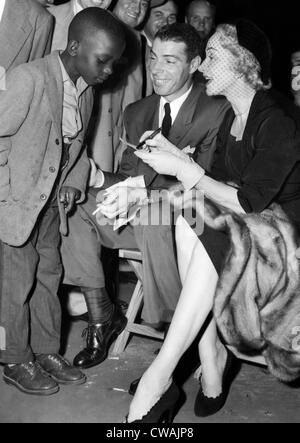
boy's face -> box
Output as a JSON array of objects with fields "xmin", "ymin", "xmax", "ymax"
[{"xmin": 74, "ymin": 30, "xmax": 125, "ymax": 86}]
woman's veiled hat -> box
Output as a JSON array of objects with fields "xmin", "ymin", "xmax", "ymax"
[{"xmin": 235, "ymin": 19, "xmax": 272, "ymax": 85}]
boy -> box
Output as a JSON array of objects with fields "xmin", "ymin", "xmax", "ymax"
[{"xmin": 0, "ymin": 7, "xmax": 125, "ymax": 395}]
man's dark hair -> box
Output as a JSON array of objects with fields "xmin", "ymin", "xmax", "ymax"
[
  {"xmin": 68, "ymin": 7, "xmax": 125, "ymax": 45},
  {"xmin": 155, "ymin": 23, "xmax": 202, "ymax": 61}
]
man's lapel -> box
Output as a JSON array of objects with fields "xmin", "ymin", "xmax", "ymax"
[
  {"xmin": 137, "ymin": 95, "xmax": 161, "ymax": 178},
  {"xmin": 0, "ymin": 0, "xmax": 32, "ymax": 71},
  {"xmin": 54, "ymin": 2, "xmax": 74, "ymax": 25},
  {"xmin": 45, "ymin": 52, "xmax": 64, "ymax": 139},
  {"xmin": 169, "ymin": 83, "xmax": 203, "ymax": 148},
  {"xmin": 141, "ymin": 95, "xmax": 160, "ymax": 132}
]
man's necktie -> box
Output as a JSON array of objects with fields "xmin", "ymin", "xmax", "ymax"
[{"xmin": 161, "ymin": 102, "xmax": 172, "ymax": 138}]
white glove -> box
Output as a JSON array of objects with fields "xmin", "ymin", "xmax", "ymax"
[
  {"xmin": 135, "ymin": 150, "xmax": 205, "ymax": 190},
  {"xmin": 140, "ymin": 132, "xmax": 190, "ymax": 161}
]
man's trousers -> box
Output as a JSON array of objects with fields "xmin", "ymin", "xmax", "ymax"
[{"xmin": 61, "ymin": 190, "xmax": 182, "ymax": 324}]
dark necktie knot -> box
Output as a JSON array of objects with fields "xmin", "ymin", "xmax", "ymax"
[{"xmin": 161, "ymin": 102, "xmax": 172, "ymax": 138}]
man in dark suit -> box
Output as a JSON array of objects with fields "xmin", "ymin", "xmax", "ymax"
[
  {"xmin": 61, "ymin": 23, "xmax": 229, "ymax": 370},
  {"xmin": 0, "ymin": 0, "xmax": 54, "ymax": 75}
]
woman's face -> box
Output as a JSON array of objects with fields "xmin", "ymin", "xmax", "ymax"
[{"xmin": 199, "ymin": 33, "xmax": 237, "ymax": 97}]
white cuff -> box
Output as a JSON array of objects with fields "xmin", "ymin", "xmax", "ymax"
[
  {"xmin": 94, "ymin": 170, "xmax": 105, "ymax": 188},
  {"xmin": 126, "ymin": 175, "xmax": 146, "ymax": 188},
  {"xmin": 178, "ymin": 162, "xmax": 205, "ymax": 190},
  {"xmin": 89, "ymin": 159, "xmax": 105, "ymax": 188}
]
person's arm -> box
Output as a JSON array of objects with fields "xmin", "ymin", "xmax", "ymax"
[
  {"xmin": 194, "ymin": 175, "xmax": 245, "ymax": 214},
  {"xmin": 195, "ymin": 99, "xmax": 231, "ymax": 172},
  {"xmin": 138, "ymin": 109, "xmax": 300, "ymax": 215},
  {"xmin": 0, "ymin": 68, "xmax": 34, "ymax": 201},
  {"xmin": 62, "ymin": 146, "xmax": 91, "ymax": 204}
]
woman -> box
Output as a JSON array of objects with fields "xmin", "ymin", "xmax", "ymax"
[{"xmin": 125, "ymin": 19, "xmax": 300, "ymax": 423}]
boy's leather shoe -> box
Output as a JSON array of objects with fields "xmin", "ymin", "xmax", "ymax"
[
  {"xmin": 73, "ymin": 307, "xmax": 128, "ymax": 369},
  {"xmin": 3, "ymin": 362, "xmax": 59, "ymax": 395},
  {"xmin": 36, "ymin": 354, "xmax": 86, "ymax": 385}
]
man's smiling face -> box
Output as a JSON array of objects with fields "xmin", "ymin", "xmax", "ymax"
[{"xmin": 150, "ymin": 38, "xmax": 195, "ymax": 101}]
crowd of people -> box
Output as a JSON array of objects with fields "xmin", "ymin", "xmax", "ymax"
[{"xmin": 1, "ymin": 0, "xmax": 300, "ymax": 423}]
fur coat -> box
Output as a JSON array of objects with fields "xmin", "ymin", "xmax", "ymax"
[{"xmin": 204, "ymin": 200, "xmax": 300, "ymax": 382}]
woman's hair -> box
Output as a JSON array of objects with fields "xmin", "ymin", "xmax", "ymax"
[{"xmin": 215, "ymin": 23, "xmax": 271, "ymax": 90}]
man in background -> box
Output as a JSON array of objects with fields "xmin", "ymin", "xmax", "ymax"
[
  {"xmin": 141, "ymin": 0, "xmax": 178, "ymax": 96},
  {"xmin": 49, "ymin": 0, "xmax": 112, "ymax": 51},
  {"xmin": 291, "ymin": 49, "xmax": 300, "ymax": 107},
  {"xmin": 90, "ymin": 0, "xmax": 150, "ymax": 171},
  {"xmin": 185, "ymin": 0, "xmax": 215, "ymax": 60},
  {"xmin": 0, "ymin": 0, "xmax": 53, "ymax": 74}
]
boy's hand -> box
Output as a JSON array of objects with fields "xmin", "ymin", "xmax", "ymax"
[{"xmin": 59, "ymin": 186, "xmax": 81, "ymax": 214}]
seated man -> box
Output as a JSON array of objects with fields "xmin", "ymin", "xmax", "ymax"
[{"xmin": 61, "ymin": 23, "xmax": 230, "ymax": 370}]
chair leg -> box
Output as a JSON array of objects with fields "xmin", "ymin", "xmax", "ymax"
[{"xmin": 112, "ymin": 280, "xmax": 144, "ymax": 355}]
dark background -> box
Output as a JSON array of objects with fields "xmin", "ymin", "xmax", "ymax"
[{"xmin": 53, "ymin": 0, "xmax": 299, "ymax": 94}]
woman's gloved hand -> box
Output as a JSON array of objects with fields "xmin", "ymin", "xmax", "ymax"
[
  {"xmin": 139, "ymin": 132, "xmax": 190, "ymax": 161},
  {"xmin": 135, "ymin": 149, "xmax": 205, "ymax": 190}
]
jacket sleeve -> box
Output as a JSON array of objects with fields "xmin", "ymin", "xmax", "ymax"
[
  {"xmin": 63, "ymin": 146, "xmax": 90, "ymax": 203},
  {"xmin": 29, "ymin": 10, "xmax": 54, "ymax": 60},
  {"xmin": 237, "ymin": 110, "xmax": 300, "ymax": 213},
  {"xmin": 196, "ymin": 100, "xmax": 230, "ymax": 172},
  {"xmin": 0, "ymin": 68, "xmax": 34, "ymax": 201}
]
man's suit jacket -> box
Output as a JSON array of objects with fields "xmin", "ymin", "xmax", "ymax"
[
  {"xmin": 48, "ymin": 0, "xmax": 73, "ymax": 51},
  {"xmin": 0, "ymin": 51, "xmax": 94, "ymax": 247},
  {"xmin": 0, "ymin": 0, "xmax": 53, "ymax": 72},
  {"xmin": 89, "ymin": 27, "xmax": 144, "ymax": 173},
  {"xmin": 103, "ymin": 82, "xmax": 230, "ymax": 189}
]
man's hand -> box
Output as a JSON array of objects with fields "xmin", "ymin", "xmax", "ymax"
[
  {"xmin": 296, "ymin": 248, "xmax": 300, "ymax": 259},
  {"xmin": 59, "ymin": 186, "xmax": 81, "ymax": 214},
  {"xmin": 96, "ymin": 185, "xmax": 146, "ymax": 219}
]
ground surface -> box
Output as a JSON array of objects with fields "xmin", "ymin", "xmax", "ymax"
[{"xmin": 0, "ymin": 281, "xmax": 299, "ymax": 423}]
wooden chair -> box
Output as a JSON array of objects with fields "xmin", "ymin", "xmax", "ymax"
[
  {"xmin": 112, "ymin": 248, "xmax": 164, "ymax": 355},
  {"xmin": 112, "ymin": 249, "xmax": 267, "ymax": 368}
]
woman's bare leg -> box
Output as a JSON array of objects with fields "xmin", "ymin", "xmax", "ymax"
[
  {"xmin": 198, "ymin": 318, "xmax": 227, "ymax": 397},
  {"xmin": 128, "ymin": 217, "xmax": 220, "ymax": 421},
  {"xmin": 177, "ymin": 217, "xmax": 227, "ymax": 398}
]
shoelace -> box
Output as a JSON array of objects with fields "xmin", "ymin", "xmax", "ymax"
[
  {"xmin": 20, "ymin": 362, "xmax": 36, "ymax": 377},
  {"xmin": 82, "ymin": 324, "xmax": 104, "ymax": 344},
  {"xmin": 46, "ymin": 354, "xmax": 70, "ymax": 368}
]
